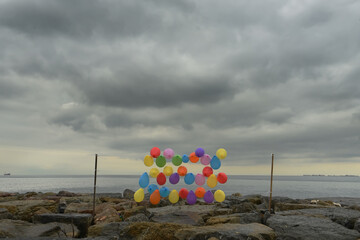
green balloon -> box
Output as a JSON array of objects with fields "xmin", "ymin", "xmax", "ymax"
[
  {"xmin": 156, "ymin": 155, "xmax": 166, "ymax": 168},
  {"xmin": 172, "ymin": 155, "xmax": 182, "ymax": 166}
]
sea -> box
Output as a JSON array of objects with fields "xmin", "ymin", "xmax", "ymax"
[{"xmin": 1, "ymin": 175, "xmax": 360, "ymax": 199}]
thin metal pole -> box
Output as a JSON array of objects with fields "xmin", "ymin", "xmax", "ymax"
[
  {"xmin": 269, "ymin": 153, "xmax": 274, "ymax": 213},
  {"xmin": 92, "ymin": 154, "xmax": 98, "ymax": 218}
]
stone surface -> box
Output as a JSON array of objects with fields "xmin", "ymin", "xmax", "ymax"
[
  {"xmin": 266, "ymin": 214, "xmax": 360, "ymax": 240},
  {"xmin": 175, "ymin": 223, "xmax": 276, "ymax": 240},
  {"xmin": 274, "ymin": 203, "xmax": 328, "ymax": 212},
  {"xmin": 57, "ymin": 191, "xmax": 77, "ymax": 197},
  {"xmin": 65, "ymin": 202, "xmax": 93, "ymax": 214},
  {"xmin": 354, "ymin": 218, "xmax": 360, "ymax": 233},
  {"xmin": 34, "ymin": 213, "xmax": 92, "ymax": 237},
  {"xmin": 94, "ymin": 205, "xmax": 120, "ymax": 224}
]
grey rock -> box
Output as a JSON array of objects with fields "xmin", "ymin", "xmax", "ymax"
[
  {"xmin": 122, "ymin": 189, "xmax": 134, "ymax": 199},
  {"xmin": 232, "ymin": 202, "xmax": 257, "ymax": 213},
  {"xmin": 57, "ymin": 191, "xmax": 77, "ymax": 197},
  {"xmin": 267, "ymin": 214, "xmax": 360, "ymax": 240},
  {"xmin": 151, "ymin": 210, "xmax": 204, "ymax": 226},
  {"xmin": 0, "ymin": 208, "xmax": 12, "ymax": 219},
  {"xmin": 124, "ymin": 213, "xmax": 149, "ymax": 222},
  {"xmin": 278, "ymin": 208, "xmax": 360, "ymax": 229},
  {"xmin": 175, "ymin": 223, "xmax": 276, "ymax": 240},
  {"xmin": 34, "ymin": 213, "xmax": 92, "ymax": 238},
  {"xmin": 354, "ymin": 218, "xmax": 360, "ymax": 233}
]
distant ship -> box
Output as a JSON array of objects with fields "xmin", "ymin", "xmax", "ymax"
[{"xmin": 4, "ymin": 173, "xmax": 10, "ymax": 176}]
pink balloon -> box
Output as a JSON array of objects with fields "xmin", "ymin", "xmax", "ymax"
[
  {"xmin": 163, "ymin": 148, "xmax": 174, "ymax": 159},
  {"xmin": 195, "ymin": 174, "xmax": 205, "ymax": 186},
  {"xmin": 200, "ymin": 154, "xmax": 211, "ymax": 165}
]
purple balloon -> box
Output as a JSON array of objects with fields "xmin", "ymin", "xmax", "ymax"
[
  {"xmin": 195, "ymin": 148, "xmax": 205, "ymax": 157},
  {"xmin": 169, "ymin": 173, "xmax": 180, "ymax": 184},
  {"xmin": 204, "ymin": 191, "xmax": 214, "ymax": 203},
  {"xmin": 200, "ymin": 154, "xmax": 211, "ymax": 165},
  {"xmin": 186, "ymin": 190, "xmax": 197, "ymax": 205},
  {"xmin": 195, "ymin": 174, "xmax": 205, "ymax": 186}
]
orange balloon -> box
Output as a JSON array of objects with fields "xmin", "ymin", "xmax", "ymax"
[
  {"xmin": 189, "ymin": 152, "xmax": 199, "ymax": 163},
  {"xmin": 150, "ymin": 189, "xmax": 161, "ymax": 205},
  {"xmin": 195, "ymin": 187, "xmax": 206, "ymax": 198},
  {"xmin": 177, "ymin": 166, "xmax": 188, "ymax": 176}
]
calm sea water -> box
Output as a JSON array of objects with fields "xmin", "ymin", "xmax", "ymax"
[{"xmin": 1, "ymin": 175, "xmax": 360, "ymax": 199}]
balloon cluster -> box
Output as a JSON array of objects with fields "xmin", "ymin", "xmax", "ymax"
[{"xmin": 134, "ymin": 147, "xmax": 228, "ymax": 205}]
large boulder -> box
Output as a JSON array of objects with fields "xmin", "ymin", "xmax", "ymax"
[
  {"xmin": 266, "ymin": 214, "xmax": 360, "ymax": 240},
  {"xmin": 33, "ymin": 213, "xmax": 92, "ymax": 238},
  {"xmin": 123, "ymin": 189, "xmax": 135, "ymax": 199},
  {"xmin": 88, "ymin": 222, "xmax": 130, "ymax": 238},
  {"xmin": 0, "ymin": 208, "xmax": 12, "ymax": 219},
  {"xmin": 174, "ymin": 223, "xmax": 276, "ymax": 240}
]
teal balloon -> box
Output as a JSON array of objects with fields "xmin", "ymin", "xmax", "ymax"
[
  {"xmin": 148, "ymin": 184, "xmax": 158, "ymax": 194},
  {"xmin": 139, "ymin": 172, "xmax": 150, "ymax": 188},
  {"xmin": 210, "ymin": 156, "xmax": 221, "ymax": 170},
  {"xmin": 184, "ymin": 173, "xmax": 195, "ymax": 185},
  {"xmin": 159, "ymin": 187, "xmax": 170, "ymax": 197},
  {"xmin": 182, "ymin": 154, "xmax": 189, "ymax": 163}
]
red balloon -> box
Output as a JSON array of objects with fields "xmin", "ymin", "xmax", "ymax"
[
  {"xmin": 150, "ymin": 189, "xmax": 161, "ymax": 205},
  {"xmin": 177, "ymin": 166, "xmax": 188, "ymax": 176},
  {"xmin": 150, "ymin": 147, "xmax": 161, "ymax": 158},
  {"xmin": 217, "ymin": 172, "xmax": 228, "ymax": 184},
  {"xmin": 179, "ymin": 188, "xmax": 189, "ymax": 199},
  {"xmin": 202, "ymin": 166, "xmax": 213, "ymax": 177},
  {"xmin": 157, "ymin": 172, "xmax": 166, "ymax": 185}
]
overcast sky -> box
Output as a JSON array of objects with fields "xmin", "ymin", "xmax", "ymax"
[{"xmin": 0, "ymin": 0, "xmax": 359, "ymax": 175}]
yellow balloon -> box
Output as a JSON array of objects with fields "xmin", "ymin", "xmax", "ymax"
[
  {"xmin": 207, "ymin": 174, "xmax": 218, "ymax": 188},
  {"xmin": 163, "ymin": 166, "xmax": 173, "ymax": 176},
  {"xmin": 216, "ymin": 148, "xmax": 227, "ymax": 160},
  {"xmin": 144, "ymin": 155, "xmax": 154, "ymax": 167},
  {"xmin": 134, "ymin": 188, "xmax": 144, "ymax": 202},
  {"xmin": 149, "ymin": 168, "xmax": 160, "ymax": 178},
  {"xmin": 214, "ymin": 190, "xmax": 225, "ymax": 202},
  {"xmin": 168, "ymin": 189, "xmax": 179, "ymax": 203}
]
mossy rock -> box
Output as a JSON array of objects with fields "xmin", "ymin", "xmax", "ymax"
[
  {"xmin": 0, "ymin": 205, "xmax": 18, "ymax": 215},
  {"xmin": 122, "ymin": 222, "xmax": 189, "ymax": 240}
]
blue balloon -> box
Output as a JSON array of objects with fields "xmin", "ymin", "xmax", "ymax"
[
  {"xmin": 184, "ymin": 173, "xmax": 195, "ymax": 185},
  {"xmin": 182, "ymin": 154, "xmax": 189, "ymax": 163},
  {"xmin": 139, "ymin": 172, "xmax": 150, "ymax": 188},
  {"xmin": 159, "ymin": 187, "xmax": 170, "ymax": 197},
  {"xmin": 148, "ymin": 184, "xmax": 158, "ymax": 194},
  {"xmin": 210, "ymin": 156, "xmax": 221, "ymax": 170}
]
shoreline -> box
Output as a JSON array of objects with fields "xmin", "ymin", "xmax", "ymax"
[{"xmin": 1, "ymin": 190, "xmax": 360, "ymax": 239}]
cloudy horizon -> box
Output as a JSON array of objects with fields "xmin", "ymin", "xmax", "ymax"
[{"xmin": 0, "ymin": 0, "xmax": 359, "ymax": 175}]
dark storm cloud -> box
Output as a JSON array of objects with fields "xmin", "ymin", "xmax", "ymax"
[
  {"xmin": 0, "ymin": 0, "xmax": 194, "ymax": 38},
  {"xmin": 80, "ymin": 77, "xmax": 238, "ymax": 108},
  {"xmin": 1, "ymin": 0, "xmax": 360, "ymax": 170}
]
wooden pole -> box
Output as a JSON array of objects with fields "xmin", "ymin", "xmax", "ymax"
[
  {"xmin": 269, "ymin": 153, "xmax": 274, "ymax": 213},
  {"xmin": 92, "ymin": 154, "xmax": 98, "ymax": 218}
]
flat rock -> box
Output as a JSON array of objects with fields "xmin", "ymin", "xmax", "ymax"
[
  {"xmin": 175, "ymin": 223, "xmax": 276, "ymax": 240},
  {"xmin": 88, "ymin": 222, "xmax": 130, "ymax": 238},
  {"xmin": 266, "ymin": 214, "xmax": 360, "ymax": 240},
  {"xmin": 206, "ymin": 212, "xmax": 262, "ymax": 225}
]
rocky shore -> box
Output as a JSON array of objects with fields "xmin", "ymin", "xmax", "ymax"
[{"xmin": 1, "ymin": 190, "xmax": 360, "ymax": 239}]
